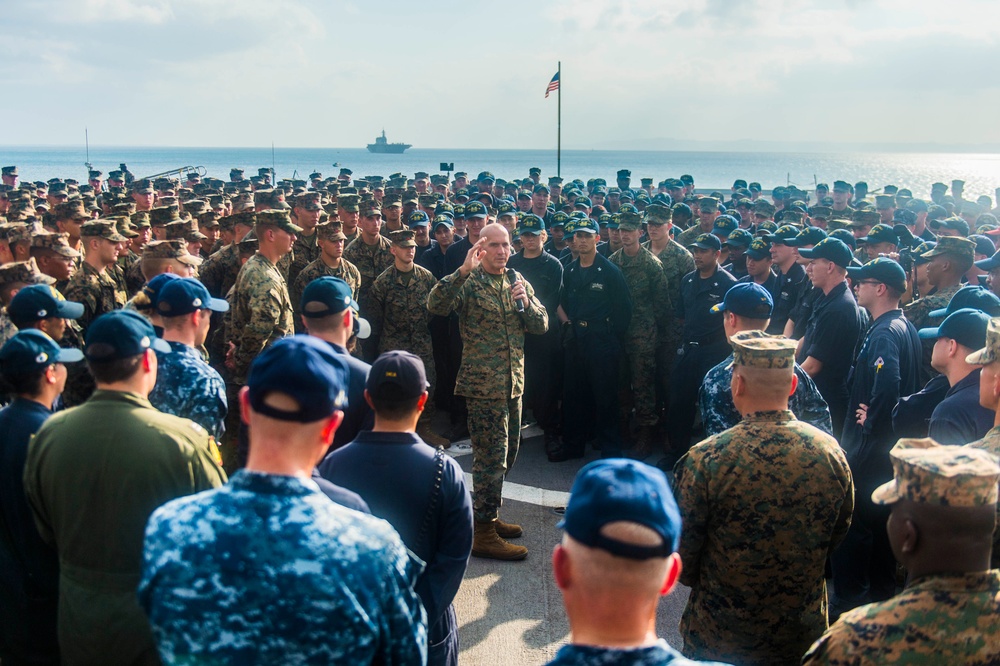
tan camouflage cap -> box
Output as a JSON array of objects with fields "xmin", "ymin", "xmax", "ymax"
[
  {"xmin": 921, "ymin": 235, "xmax": 976, "ymax": 260},
  {"xmin": 359, "ymin": 198, "xmax": 382, "ymax": 218},
  {"xmin": 131, "ymin": 211, "xmax": 151, "ymax": 228},
  {"xmin": 53, "ymin": 200, "xmax": 90, "ymax": 221},
  {"xmin": 149, "ymin": 206, "xmax": 181, "ymax": 228},
  {"xmin": 730, "ymin": 330, "xmax": 797, "ymax": 369},
  {"xmin": 850, "ymin": 210, "xmax": 881, "ymax": 227},
  {"xmin": 80, "ymin": 220, "xmax": 127, "ymax": 242},
  {"xmin": 295, "ymin": 192, "xmax": 323, "ymax": 211},
  {"xmin": 316, "ymin": 221, "xmax": 346, "ymax": 241},
  {"xmin": 388, "ymin": 228, "xmax": 416, "ymax": 247},
  {"xmin": 141, "ymin": 239, "xmax": 202, "ymax": 266},
  {"xmin": 183, "ymin": 199, "xmax": 209, "ymax": 215},
  {"xmin": 31, "ymin": 231, "xmax": 81, "ymax": 257},
  {"xmin": 644, "ymin": 203, "xmax": 672, "ymax": 224},
  {"xmin": 0, "ymin": 258, "xmax": 56, "ymax": 286},
  {"xmin": 965, "ymin": 317, "xmax": 1000, "ymax": 365},
  {"xmin": 618, "ymin": 211, "xmax": 642, "ymax": 231},
  {"xmin": 337, "ymin": 193, "xmax": 361, "ymax": 212},
  {"xmin": 197, "ymin": 211, "xmax": 221, "ymax": 228},
  {"xmin": 826, "ymin": 219, "xmax": 853, "ymax": 232},
  {"xmin": 255, "ymin": 210, "xmax": 303, "ymax": 234},
  {"xmin": 872, "ymin": 438, "xmax": 1000, "ymax": 507},
  {"xmin": 111, "ymin": 216, "xmax": 139, "ymax": 239}
]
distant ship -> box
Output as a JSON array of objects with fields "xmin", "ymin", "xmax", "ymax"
[{"xmin": 367, "ymin": 129, "xmax": 411, "ymax": 154}]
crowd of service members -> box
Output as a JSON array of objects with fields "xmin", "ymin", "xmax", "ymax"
[{"xmin": 0, "ymin": 162, "xmax": 998, "ymax": 665}]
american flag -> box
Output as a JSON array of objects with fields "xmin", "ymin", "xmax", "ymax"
[{"xmin": 545, "ymin": 71, "xmax": 560, "ymax": 98}]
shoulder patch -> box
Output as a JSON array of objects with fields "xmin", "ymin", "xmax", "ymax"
[{"xmin": 874, "ymin": 356, "xmax": 884, "ymax": 371}]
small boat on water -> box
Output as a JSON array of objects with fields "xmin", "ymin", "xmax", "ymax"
[{"xmin": 367, "ymin": 130, "xmax": 411, "ymax": 154}]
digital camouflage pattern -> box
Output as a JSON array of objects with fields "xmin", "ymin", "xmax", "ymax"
[
  {"xmin": 343, "ymin": 234, "xmax": 393, "ymax": 318},
  {"xmin": 466, "ymin": 396, "xmax": 522, "ymax": 522},
  {"xmin": 148, "ymin": 341, "xmax": 228, "ymax": 441},
  {"xmin": 227, "ymin": 253, "xmax": 294, "ymax": 385},
  {"xmin": 903, "ymin": 283, "xmax": 962, "ymax": 332},
  {"xmin": 63, "ymin": 261, "xmax": 128, "ymax": 333},
  {"xmin": 730, "ymin": 330, "xmax": 797, "ymax": 368},
  {"xmin": 199, "ymin": 243, "xmax": 242, "ymax": 298},
  {"xmin": 699, "ymin": 354, "xmax": 833, "ymax": 436},
  {"xmin": 0, "ymin": 308, "xmax": 16, "ymax": 349},
  {"xmin": 802, "ymin": 571, "xmax": 1000, "ymax": 666},
  {"xmin": 290, "ymin": 256, "xmax": 361, "ymax": 329},
  {"xmin": 139, "ymin": 470, "xmax": 427, "ymax": 666},
  {"xmin": 609, "ymin": 246, "xmax": 670, "ymax": 426},
  {"xmin": 675, "ymin": 410, "xmax": 854, "ymax": 665},
  {"xmin": 369, "ymin": 263, "xmax": 437, "ymax": 388},
  {"xmin": 872, "ymin": 437, "xmax": 1000, "ymax": 507},
  {"xmin": 547, "ymin": 639, "xmax": 731, "ymax": 666},
  {"xmin": 287, "ymin": 230, "xmax": 320, "ymax": 288},
  {"xmin": 427, "ymin": 266, "xmax": 548, "ymax": 400}
]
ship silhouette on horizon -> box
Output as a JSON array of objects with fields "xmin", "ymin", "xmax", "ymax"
[{"xmin": 367, "ymin": 129, "xmax": 411, "ymax": 154}]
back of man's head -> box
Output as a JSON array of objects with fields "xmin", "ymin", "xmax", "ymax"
[
  {"xmin": 84, "ymin": 310, "xmax": 171, "ymax": 388},
  {"xmin": 366, "ymin": 351, "xmax": 429, "ymax": 422}
]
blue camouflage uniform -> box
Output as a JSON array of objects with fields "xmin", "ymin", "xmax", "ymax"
[
  {"xmin": 699, "ymin": 354, "xmax": 833, "ymax": 437},
  {"xmin": 547, "ymin": 639, "xmax": 731, "ymax": 665},
  {"xmin": 139, "ymin": 469, "xmax": 427, "ymax": 665},
  {"xmin": 148, "ymin": 341, "xmax": 228, "ymax": 440}
]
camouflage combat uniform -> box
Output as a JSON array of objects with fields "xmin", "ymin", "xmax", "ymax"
[
  {"xmin": 645, "ymin": 238, "xmax": 694, "ymax": 413},
  {"xmin": 699, "ymin": 355, "xmax": 833, "ymax": 436},
  {"xmin": 344, "ymin": 234, "xmax": 392, "ymax": 319},
  {"xmin": 290, "ymin": 257, "xmax": 361, "ymax": 330},
  {"xmin": 968, "ymin": 427, "xmax": 1000, "ymax": 569},
  {"xmin": 139, "ymin": 470, "xmax": 427, "ymax": 665},
  {"xmin": 63, "ymin": 262, "xmax": 128, "ymax": 333},
  {"xmin": 199, "ymin": 243, "xmax": 242, "ymax": 298},
  {"xmin": 675, "ymin": 409, "xmax": 854, "ymax": 665},
  {"xmin": 802, "ymin": 571, "xmax": 1000, "ymax": 665},
  {"xmin": 369, "ymin": 263, "xmax": 437, "ymax": 389},
  {"xmin": 903, "ymin": 282, "xmax": 961, "ymax": 383},
  {"xmin": 227, "ymin": 253, "xmax": 294, "ymax": 385},
  {"xmin": 428, "ymin": 267, "xmax": 548, "ymax": 522},
  {"xmin": 609, "ymin": 246, "xmax": 669, "ymax": 427},
  {"xmin": 148, "ymin": 340, "xmax": 228, "ymax": 441},
  {"xmin": 0, "ymin": 308, "xmax": 17, "ymax": 348},
  {"xmin": 547, "ymin": 639, "xmax": 730, "ymax": 665},
  {"xmin": 287, "ymin": 231, "xmax": 321, "ymax": 289}
]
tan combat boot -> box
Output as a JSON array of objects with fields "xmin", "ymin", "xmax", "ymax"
[
  {"xmin": 495, "ymin": 517, "xmax": 523, "ymax": 539},
  {"xmin": 472, "ymin": 521, "xmax": 528, "ymax": 560},
  {"xmin": 416, "ymin": 420, "xmax": 450, "ymax": 448}
]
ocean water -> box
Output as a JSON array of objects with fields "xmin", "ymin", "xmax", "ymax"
[{"xmin": 4, "ymin": 146, "xmax": 1000, "ymax": 200}]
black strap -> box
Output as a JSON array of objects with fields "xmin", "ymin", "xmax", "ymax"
[{"xmin": 416, "ymin": 447, "xmax": 446, "ymax": 554}]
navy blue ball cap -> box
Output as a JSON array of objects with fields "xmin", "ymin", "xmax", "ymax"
[
  {"xmin": 407, "ymin": 210, "xmax": 431, "ymax": 227},
  {"xmin": 975, "ymin": 249, "xmax": 1000, "ymax": 272},
  {"xmin": 786, "ymin": 226, "xmax": 828, "ymax": 247},
  {"xmin": 247, "ymin": 335, "xmax": 349, "ymax": 423},
  {"xmin": 366, "ymin": 350, "xmax": 429, "ymax": 401},
  {"xmin": 0, "ymin": 329, "xmax": 83, "ymax": 376},
  {"xmin": 711, "ymin": 282, "xmax": 774, "ymax": 318},
  {"xmin": 558, "ymin": 459, "xmax": 681, "ymax": 559},
  {"xmin": 929, "ymin": 285, "xmax": 1000, "ymax": 318},
  {"xmin": 155, "ymin": 277, "xmax": 228, "ymax": 316},
  {"xmin": 688, "ymin": 233, "xmax": 722, "ymax": 251},
  {"xmin": 84, "ymin": 310, "xmax": 171, "ymax": 361},
  {"xmin": 797, "ymin": 237, "xmax": 853, "ymax": 268},
  {"xmin": 918, "ymin": 308, "xmax": 990, "ymax": 351},
  {"xmin": 846, "ymin": 257, "xmax": 907, "ymax": 293},
  {"xmin": 301, "ymin": 277, "xmax": 359, "ymax": 318},
  {"xmin": 8, "ymin": 284, "xmax": 84, "ymax": 324}
]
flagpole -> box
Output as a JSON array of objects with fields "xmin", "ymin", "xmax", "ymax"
[{"xmin": 557, "ymin": 61, "xmax": 562, "ymax": 178}]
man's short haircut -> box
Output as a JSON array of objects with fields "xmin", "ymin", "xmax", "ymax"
[
  {"xmin": 369, "ymin": 381, "xmax": 422, "ymax": 420},
  {"xmin": 88, "ymin": 354, "xmax": 144, "ymax": 384},
  {"xmin": 141, "ymin": 257, "xmax": 181, "ymax": 281},
  {"xmin": 0, "ymin": 367, "xmax": 46, "ymax": 397}
]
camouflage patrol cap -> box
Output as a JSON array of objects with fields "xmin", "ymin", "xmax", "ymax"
[
  {"xmin": 388, "ymin": 228, "xmax": 416, "ymax": 248},
  {"xmin": 164, "ymin": 220, "xmax": 206, "ymax": 242},
  {"xmin": 4, "ymin": 222, "xmax": 36, "ymax": 245},
  {"xmin": 295, "ymin": 192, "xmax": 323, "ymax": 211},
  {"xmin": 753, "ymin": 200, "xmax": 776, "ymax": 216},
  {"xmin": 0, "ymin": 258, "xmax": 55, "ymax": 286},
  {"xmin": 231, "ymin": 211, "xmax": 256, "ymax": 228},
  {"xmin": 644, "ymin": 203, "xmax": 672, "ymax": 224},
  {"xmin": 197, "ymin": 211, "xmax": 221, "ymax": 228},
  {"xmin": 142, "ymin": 239, "xmax": 202, "ymax": 266},
  {"xmin": 730, "ymin": 330, "xmax": 796, "ymax": 369},
  {"xmin": 131, "ymin": 179, "xmax": 154, "ymax": 195},
  {"xmin": 149, "ymin": 206, "xmax": 180, "ymax": 228},
  {"xmin": 809, "ymin": 205, "xmax": 833, "ymax": 220},
  {"xmin": 965, "ymin": 317, "xmax": 1000, "ymax": 365},
  {"xmin": 255, "ymin": 210, "xmax": 302, "ymax": 234},
  {"xmin": 359, "ymin": 198, "xmax": 382, "ymax": 218},
  {"xmin": 31, "ymin": 231, "xmax": 81, "ymax": 257},
  {"xmin": 316, "ymin": 221, "xmax": 347, "ymax": 241},
  {"xmin": 382, "ymin": 193, "xmax": 403, "ymax": 208},
  {"xmin": 111, "ymin": 202, "xmax": 136, "ymax": 217},
  {"xmin": 80, "ymin": 220, "xmax": 127, "ymax": 242},
  {"xmin": 851, "ymin": 210, "xmax": 881, "ymax": 227},
  {"xmin": 53, "ymin": 200, "xmax": 90, "ymax": 221},
  {"xmin": 183, "ymin": 199, "xmax": 208, "ymax": 216},
  {"xmin": 417, "ymin": 193, "xmax": 437, "ymax": 208},
  {"xmin": 338, "ymin": 193, "xmax": 361, "ymax": 212},
  {"xmin": 872, "ymin": 438, "xmax": 1000, "ymax": 507},
  {"xmin": 921, "ymin": 235, "xmax": 975, "ymax": 261},
  {"xmin": 108, "ymin": 216, "xmax": 139, "ymax": 239},
  {"xmin": 618, "ymin": 210, "xmax": 642, "ymax": 231},
  {"xmin": 216, "ymin": 215, "xmax": 235, "ymax": 232},
  {"xmin": 826, "ymin": 218, "xmax": 853, "ymax": 232}
]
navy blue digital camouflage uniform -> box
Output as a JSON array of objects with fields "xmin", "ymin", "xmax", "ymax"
[
  {"xmin": 699, "ymin": 354, "xmax": 833, "ymax": 437},
  {"xmin": 148, "ymin": 341, "xmax": 228, "ymax": 441},
  {"xmin": 547, "ymin": 640, "xmax": 731, "ymax": 665},
  {"xmin": 139, "ymin": 470, "xmax": 427, "ymax": 665}
]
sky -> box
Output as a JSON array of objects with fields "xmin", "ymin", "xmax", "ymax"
[{"xmin": 2, "ymin": 0, "xmax": 999, "ymax": 150}]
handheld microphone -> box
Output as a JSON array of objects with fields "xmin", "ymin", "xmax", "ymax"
[{"xmin": 507, "ymin": 268, "xmax": 525, "ymax": 312}]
